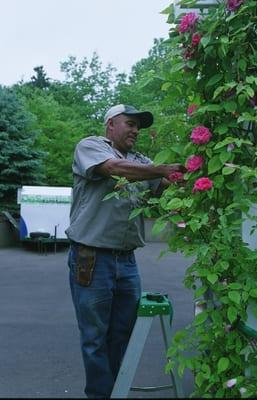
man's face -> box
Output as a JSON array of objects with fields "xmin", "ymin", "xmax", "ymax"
[{"xmin": 107, "ymin": 114, "xmax": 140, "ymax": 153}]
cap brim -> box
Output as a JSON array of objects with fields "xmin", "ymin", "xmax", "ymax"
[{"xmin": 124, "ymin": 111, "xmax": 153, "ymax": 129}]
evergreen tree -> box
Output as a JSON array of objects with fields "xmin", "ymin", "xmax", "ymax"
[
  {"xmin": 0, "ymin": 86, "xmax": 46, "ymax": 214},
  {"xmin": 30, "ymin": 65, "xmax": 50, "ymax": 89}
]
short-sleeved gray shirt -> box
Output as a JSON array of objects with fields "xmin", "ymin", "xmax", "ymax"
[{"xmin": 65, "ymin": 136, "xmax": 161, "ymax": 250}]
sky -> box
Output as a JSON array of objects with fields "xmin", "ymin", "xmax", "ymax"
[{"xmin": 1, "ymin": 0, "xmax": 171, "ymax": 86}]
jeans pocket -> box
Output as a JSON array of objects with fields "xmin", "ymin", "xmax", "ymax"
[
  {"xmin": 127, "ymin": 252, "xmax": 136, "ymax": 265},
  {"xmin": 68, "ymin": 246, "xmax": 77, "ymax": 273}
]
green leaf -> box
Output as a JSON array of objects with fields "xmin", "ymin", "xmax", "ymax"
[
  {"xmin": 188, "ymin": 220, "xmax": 200, "ymax": 233},
  {"xmin": 238, "ymin": 94, "xmax": 246, "ymax": 105},
  {"xmin": 207, "ymin": 273, "xmax": 218, "ymax": 284},
  {"xmin": 167, "ymin": 198, "xmax": 183, "ymax": 210},
  {"xmin": 246, "ymin": 75, "xmax": 257, "ymax": 84},
  {"xmin": 220, "ymin": 261, "xmax": 229, "ymax": 270},
  {"xmin": 195, "ymin": 372, "xmax": 205, "ymax": 387},
  {"xmin": 214, "ymin": 137, "xmax": 235, "ymax": 150},
  {"xmin": 170, "ymin": 62, "xmax": 185, "ymax": 73},
  {"xmin": 128, "ymin": 208, "xmax": 143, "ymax": 220},
  {"xmin": 228, "ymin": 291, "xmax": 241, "ymax": 304},
  {"xmin": 201, "ymin": 36, "xmax": 211, "ymax": 48},
  {"xmin": 229, "ymin": 283, "xmax": 242, "ymax": 289},
  {"xmin": 206, "ymin": 74, "xmax": 223, "ymax": 87},
  {"xmin": 183, "ymin": 198, "xmax": 194, "ymax": 208},
  {"xmin": 215, "ymin": 124, "xmax": 228, "ymax": 134},
  {"xmin": 222, "ymin": 166, "xmax": 236, "ymax": 175},
  {"xmin": 170, "ymin": 144, "xmax": 186, "ymax": 155},
  {"xmin": 193, "ymin": 310, "xmax": 208, "ymax": 326},
  {"xmin": 246, "ymin": 86, "xmax": 255, "ymax": 98},
  {"xmin": 217, "ymin": 357, "xmax": 229, "ymax": 374},
  {"xmin": 198, "ymin": 104, "xmax": 222, "ymax": 112},
  {"xmin": 187, "ymin": 60, "xmax": 196, "ymax": 69},
  {"xmin": 161, "ymin": 82, "xmax": 172, "ymax": 91},
  {"xmin": 249, "ymin": 289, "xmax": 257, "ymax": 298},
  {"xmin": 170, "ymin": 214, "xmax": 184, "ymax": 224},
  {"xmin": 153, "ymin": 149, "xmax": 172, "ymax": 165},
  {"xmin": 194, "ymin": 285, "xmax": 208, "ymax": 299},
  {"xmin": 213, "ymin": 85, "xmax": 224, "ymax": 99},
  {"xmin": 201, "ymin": 363, "xmax": 211, "ymax": 379},
  {"xmin": 198, "ymin": 268, "xmax": 210, "ymax": 277},
  {"xmin": 178, "ymin": 361, "xmax": 186, "ymax": 377},
  {"xmin": 152, "ymin": 220, "xmax": 168, "ymax": 237},
  {"xmin": 220, "ymin": 35, "xmax": 229, "ymax": 44},
  {"xmin": 223, "ymin": 101, "xmax": 237, "ymax": 112},
  {"xmin": 219, "ymin": 151, "xmax": 231, "ymax": 164},
  {"xmin": 238, "ymin": 59, "xmax": 247, "ymax": 71},
  {"xmin": 227, "ymin": 306, "xmax": 238, "ymax": 323},
  {"xmin": 238, "ymin": 112, "xmax": 257, "ymax": 123},
  {"xmin": 208, "ymin": 155, "xmax": 223, "ymax": 174},
  {"xmin": 213, "ymin": 175, "xmax": 224, "ymax": 188},
  {"xmin": 102, "ymin": 192, "xmax": 119, "ymax": 201}
]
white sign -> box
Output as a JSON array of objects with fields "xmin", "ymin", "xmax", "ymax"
[{"xmin": 18, "ymin": 186, "xmax": 72, "ymax": 239}]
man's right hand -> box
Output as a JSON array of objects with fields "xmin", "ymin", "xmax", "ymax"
[{"xmin": 157, "ymin": 163, "xmax": 187, "ymax": 180}]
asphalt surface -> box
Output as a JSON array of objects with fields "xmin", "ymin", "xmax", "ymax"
[{"xmin": 0, "ymin": 242, "xmax": 195, "ymax": 398}]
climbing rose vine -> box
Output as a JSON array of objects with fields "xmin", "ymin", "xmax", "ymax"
[{"xmin": 149, "ymin": 0, "xmax": 257, "ymax": 397}]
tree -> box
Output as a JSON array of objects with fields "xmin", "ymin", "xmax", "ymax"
[
  {"xmin": 30, "ymin": 65, "xmax": 50, "ymax": 89},
  {"xmin": 113, "ymin": 38, "xmax": 190, "ymax": 160},
  {"xmin": 14, "ymin": 53, "xmax": 118, "ymax": 186},
  {"xmin": 0, "ymin": 86, "xmax": 46, "ymax": 214},
  {"xmin": 59, "ymin": 53, "xmax": 117, "ymax": 121}
]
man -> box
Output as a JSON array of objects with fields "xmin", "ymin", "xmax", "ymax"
[{"xmin": 66, "ymin": 104, "xmax": 185, "ymax": 398}]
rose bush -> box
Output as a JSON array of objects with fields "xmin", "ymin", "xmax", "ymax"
[{"xmin": 148, "ymin": 0, "xmax": 257, "ymax": 397}]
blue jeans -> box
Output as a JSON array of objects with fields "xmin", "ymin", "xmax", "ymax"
[{"xmin": 68, "ymin": 245, "xmax": 141, "ymax": 398}]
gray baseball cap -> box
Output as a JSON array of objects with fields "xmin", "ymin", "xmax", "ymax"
[{"xmin": 104, "ymin": 104, "xmax": 154, "ymax": 129}]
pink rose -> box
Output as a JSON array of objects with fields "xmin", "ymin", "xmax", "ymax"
[
  {"xmin": 192, "ymin": 177, "xmax": 213, "ymax": 192},
  {"xmin": 226, "ymin": 0, "xmax": 244, "ymax": 11},
  {"xmin": 178, "ymin": 12, "xmax": 198, "ymax": 33},
  {"xmin": 192, "ymin": 33, "xmax": 201, "ymax": 47},
  {"xmin": 168, "ymin": 172, "xmax": 184, "ymax": 182},
  {"xmin": 190, "ymin": 126, "xmax": 212, "ymax": 145},
  {"xmin": 187, "ymin": 104, "xmax": 197, "ymax": 115},
  {"xmin": 186, "ymin": 155, "xmax": 204, "ymax": 172}
]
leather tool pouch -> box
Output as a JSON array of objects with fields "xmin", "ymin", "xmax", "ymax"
[{"xmin": 76, "ymin": 245, "xmax": 96, "ymax": 287}]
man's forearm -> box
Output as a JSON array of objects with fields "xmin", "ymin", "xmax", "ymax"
[{"xmin": 95, "ymin": 159, "xmax": 184, "ymax": 181}]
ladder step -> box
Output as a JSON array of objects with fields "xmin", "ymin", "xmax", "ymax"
[{"xmin": 131, "ymin": 384, "xmax": 174, "ymax": 392}]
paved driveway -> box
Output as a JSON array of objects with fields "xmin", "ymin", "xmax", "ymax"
[{"xmin": 0, "ymin": 242, "xmax": 194, "ymax": 398}]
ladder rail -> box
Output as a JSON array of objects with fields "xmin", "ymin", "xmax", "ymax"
[{"xmin": 110, "ymin": 292, "xmax": 185, "ymax": 398}]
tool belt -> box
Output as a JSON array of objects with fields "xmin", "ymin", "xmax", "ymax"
[{"xmin": 71, "ymin": 242, "xmax": 135, "ymax": 287}]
